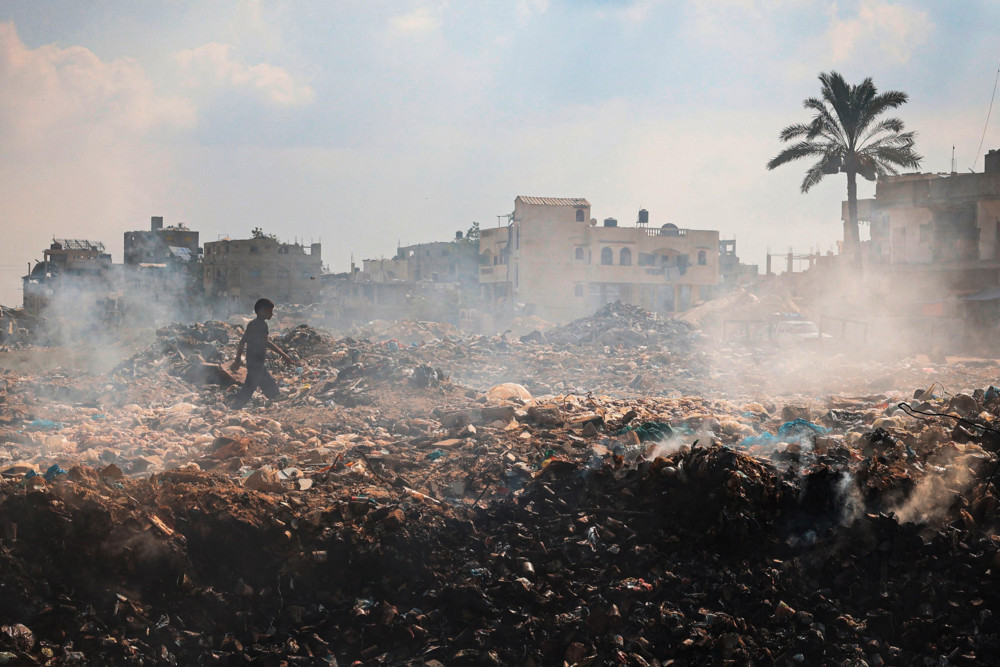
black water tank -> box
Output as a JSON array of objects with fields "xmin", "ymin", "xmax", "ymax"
[
  {"xmin": 604, "ymin": 218, "xmax": 618, "ymax": 227},
  {"xmin": 638, "ymin": 209, "xmax": 648, "ymax": 224},
  {"xmin": 986, "ymin": 149, "xmax": 1000, "ymax": 175}
]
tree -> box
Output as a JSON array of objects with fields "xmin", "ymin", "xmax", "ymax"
[
  {"xmin": 251, "ymin": 227, "xmax": 276, "ymax": 240},
  {"xmin": 465, "ymin": 221, "xmax": 480, "ymax": 244},
  {"xmin": 766, "ymin": 71, "xmax": 922, "ymax": 256}
]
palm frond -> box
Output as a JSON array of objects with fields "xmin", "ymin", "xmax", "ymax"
[
  {"xmin": 766, "ymin": 141, "xmax": 826, "ymax": 170},
  {"xmin": 801, "ymin": 159, "xmax": 831, "ymax": 193},
  {"xmin": 778, "ymin": 123, "xmax": 812, "ymax": 142}
]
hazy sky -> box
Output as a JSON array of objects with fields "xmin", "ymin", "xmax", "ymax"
[{"xmin": 1, "ymin": 1, "xmax": 997, "ymax": 306}]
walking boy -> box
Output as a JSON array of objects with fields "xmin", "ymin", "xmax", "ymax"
[{"xmin": 229, "ymin": 298, "xmax": 294, "ymax": 409}]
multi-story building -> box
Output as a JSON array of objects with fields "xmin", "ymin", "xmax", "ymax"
[
  {"xmin": 124, "ymin": 216, "xmax": 199, "ymax": 266},
  {"xmin": 478, "ymin": 196, "xmax": 720, "ymax": 321},
  {"xmin": 363, "ymin": 234, "xmax": 478, "ymax": 285},
  {"xmin": 122, "ymin": 217, "xmax": 202, "ymax": 320},
  {"xmin": 816, "ymin": 148, "xmax": 1000, "ymax": 354},
  {"xmin": 21, "ymin": 239, "xmax": 116, "ymax": 315},
  {"xmin": 203, "ymin": 237, "xmax": 322, "ymax": 313}
]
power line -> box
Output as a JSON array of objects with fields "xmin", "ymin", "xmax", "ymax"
[{"xmin": 973, "ymin": 59, "xmax": 1000, "ymax": 172}]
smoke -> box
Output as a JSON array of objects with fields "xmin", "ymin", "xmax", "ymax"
[{"xmin": 892, "ymin": 450, "xmax": 983, "ymax": 525}]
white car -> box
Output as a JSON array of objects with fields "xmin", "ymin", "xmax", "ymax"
[{"xmin": 772, "ymin": 320, "xmax": 831, "ymax": 345}]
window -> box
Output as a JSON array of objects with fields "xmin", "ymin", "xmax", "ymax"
[
  {"xmin": 576, "ymin": 209, "xmax": 585, "ymax": 222},
  {"xmin": 638, "ymin": 253, "xmax": 655, "ymax": 266},
  {"xmin": 250, "ymin": 245, "xmax": 259, "ymax": 254},
  {"xmin": 574, "ymin": 284, "xmax": 584, "ymax": 297},
  {"xmin": 515, "ymin": 226, "xmax": 520, "ymax": 249},
  {"xmin": 698, "ymin": 250, "xmax": 707, "ymax": 265},
  {"xmin": 249, "ymin": 268, "xmax": 261, "ymax": 278},
  {"xmin": 620, "ymin": 248, "xmax": 632, "ymax": 266},
  {"xmin": 575, "ymin": 247, "xmax": 585, "ymax": 261},
  {"xmin": 601, "ymin": 247, "xmax": 613, "ymax": 265}
]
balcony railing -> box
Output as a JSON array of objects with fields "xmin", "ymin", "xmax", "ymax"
[{"xmin": 640, "ymin": 227, "xmax": 687, "ymax": 237}]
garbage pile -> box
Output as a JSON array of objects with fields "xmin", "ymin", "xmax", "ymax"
[
  {"xmin": 1, "ymin": 310, "xmax": 1000, "ymax": 664},
  {"xmin": 539, "ymin": 302, "xmax": 700, "ymax": 350}
]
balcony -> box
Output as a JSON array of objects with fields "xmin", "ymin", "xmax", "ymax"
[{"xmin": 640, "ymin": 227, "xmax": 687, "ymax": 237}]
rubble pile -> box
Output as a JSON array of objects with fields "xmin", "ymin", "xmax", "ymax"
[
  {"xmin": 541, "ymin": 302, "xmax": 700, "ymax": 350},
  {"xmin": 2, "ymin": 309, "xmax": 1000, "ymax": 663}
]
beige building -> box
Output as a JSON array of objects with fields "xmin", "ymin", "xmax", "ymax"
[
  {"xmin": 203, "ymin": 237, "xmax": 322, "ymax": 312},
  {"xmin": 479, "ymin": 196, "xmax": 720, "ymax": 321}
]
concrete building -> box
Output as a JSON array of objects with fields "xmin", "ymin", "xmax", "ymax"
[
  {"xmin": 823, "ymin": 149, "xmax": 1000, "ymax": 354},
  {"xmin": 124, "ymin": 216, "xmax": 199, "ymax": 266},
  {"xmin": 478, "ymin": 196, "xmax": 720, "ymax": 321},
  {"xmin": 853, "ymin": 150, "xmax": 1000, "ymax": 296},
  {"xmin": 364, "ymin": 235, "xmax": 478, "ymax": 285},
  {"xmin": 122, "ymin": 217, "xmax": 202, "ymax": 320},
  {"xmin": 203, "ymin": 237, "xmax": 322, "ymax": 313},
  {"xmin": 21, "ymin": 239, "xmax": 116, "ymax": 315}
]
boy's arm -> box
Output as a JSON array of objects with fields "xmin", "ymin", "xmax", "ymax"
[
  {"xmin": 268, "ymin": 340, "xmax": 295, "ymax": 365},
  {"xmin": 230, "ymin": 331, "xmax": 248, "ymax": 370}
]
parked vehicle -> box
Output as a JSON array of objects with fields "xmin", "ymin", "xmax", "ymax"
[{"xmin": 772, "ymin": 319, "xmax": 831, "ymax": 345}]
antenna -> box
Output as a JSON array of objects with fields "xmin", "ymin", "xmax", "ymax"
[{"xmin": 952, "ymin": 146, "xmax": 956, "ymax": 173}]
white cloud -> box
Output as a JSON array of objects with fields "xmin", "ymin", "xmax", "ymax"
[
  {"xmin": 515, "ymin": 0, "xmax": 549, "ymax": 26},
  {"xmin": 827, "ymin": 0, "xmax": 932, "ymax": 65},
  {"xmin": 173, "ymin": 43, "xmax": 315, "ymax": 107},
  {"xmin": 0, "ymin": 21, "xmax": 196, "ymax": 305},
  {"xmin": 388, "ymin": 6, "xmax": 442, "ymax": 37},
  {"xmin": 0, "ymin": 22, "xmax": 195, "ymax": 150}
]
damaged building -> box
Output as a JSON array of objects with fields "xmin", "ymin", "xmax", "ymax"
[
  {"xmin": 825, "ymin": 148, "xmax": 1000, "ymax": 354},
  {"xmin": 324, "ymin": 236, "xmax": 480, "ymax": 325},
  {"xmin": 21, "ymin": 239, "xmax": 118, "ymax": 318},
  {"xmin": 203, "ymin": 237, "xmax": 322, "ymax": 314},
  {"xmin": 479, "ymin": 196, "xmax": 722, "ymax": 321},
  {"xmin": 123, "ymin": 216, "xmax": 202, "ymax": 321}
]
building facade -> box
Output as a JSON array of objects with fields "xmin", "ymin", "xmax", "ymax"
[
  {"xmin": 478, "ymin": 196, "xmax": 720, "ymax": 321},
  {"xmin": 21, "ymin": 239, "xmax": 116, "ymax": 315},
  {"xmin": 124, "ymin": 216, "xmax": 199, "ymax": 266},
  {"xmin": 203, "ymin": 237, "xmax": 322, "ymax": 313}
]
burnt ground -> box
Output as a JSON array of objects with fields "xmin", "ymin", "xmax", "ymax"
[{"xmin": 1, "ymin": 304, "xmax": 1000, "ymax": 665}]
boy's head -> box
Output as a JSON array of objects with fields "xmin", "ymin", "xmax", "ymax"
[{"xmin": 254, "ymin": 298, "xmax": 275, "ymax": 318}]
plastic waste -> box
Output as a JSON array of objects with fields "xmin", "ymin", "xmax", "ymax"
[
  {"xmin": 26, "ymin": 419, "xmax": 63, "ymax": 430},
  {"xmin": 738, "ymin": 419, "xmax": 829, "ymax": 448},
  {"xmin": 44, "ymin": 464, "xmax": 67, "ymax": 481},
  {"xmin": 615, "ymin": 421, "xmax": 673, "ymax": 442},
  {"xmin": 426, "ymin": 449, "xmax": 446, "ymax": 461}
]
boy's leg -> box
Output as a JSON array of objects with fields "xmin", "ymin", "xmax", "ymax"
[
  {"xmin": 231, "ymin": 366, "xmax": 262, "ymax": 409},
  {"xmin": 258, "ymin": 368, "xmax": 281, "ymax": 400}
]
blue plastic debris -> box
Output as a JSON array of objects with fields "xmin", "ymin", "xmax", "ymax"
[
  {"xmin": 426, "ymin": 449, "xmax": 446, "ymax": 461},
  {"xmin": 738, "ymin": 419, "xmax": 829, "ymax": 449},
  {"xmin": 26, "ymin": 419, "xmax": 63, "ymax": 430},
  {"xmin": 44, "ymin": 464, "xmax": 68, "ymax": 481}
]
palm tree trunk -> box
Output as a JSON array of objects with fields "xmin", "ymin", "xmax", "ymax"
[{"xmin": 845, "ymin": 170, "xmax": 861, "ymax": 264}]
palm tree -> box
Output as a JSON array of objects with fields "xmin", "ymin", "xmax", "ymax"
[{"xmin": 766, "ymin": 71, "xmax": 922, "ymax": 256}]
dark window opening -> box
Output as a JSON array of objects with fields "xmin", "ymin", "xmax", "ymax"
[{"xmin": 601, "ymin": 248, "xmax": 613, "ymax": 265}]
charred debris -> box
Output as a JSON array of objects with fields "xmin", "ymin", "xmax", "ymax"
[{"xmin": 2, "ymin": 303, "xmax": 1000, "ymax": 664}]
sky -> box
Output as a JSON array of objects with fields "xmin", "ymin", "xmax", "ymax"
[{"xmin": 0, "ymin": 0, "xmax": 997, "ymax": 306}]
